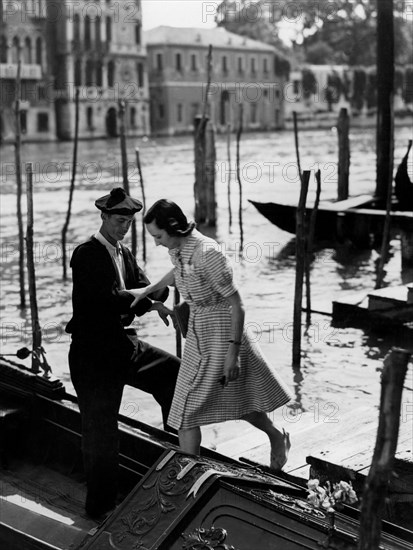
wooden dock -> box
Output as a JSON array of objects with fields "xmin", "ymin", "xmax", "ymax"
[{"xmin": 202, "ymin": 401, "xmax": 413, "ymax": 529}]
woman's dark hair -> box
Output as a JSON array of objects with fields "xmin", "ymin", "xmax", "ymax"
[{"xmin": 143, "ymin": 199, "xmax": 195, "ymax": 236}]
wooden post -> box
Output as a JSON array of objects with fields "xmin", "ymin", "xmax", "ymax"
[
  {"xmin": 293, "ymin": 112, "xmax": 303, "ymax": 185},
  {"xmin": 293, "ymin": 170, "xmax": 311, "ymax": 368},
  {"xmin": 337, "ymin": 107, "xmax": 350, "ymax": 201},
  {"xmin": 194, "ymin": 45, "xmax": 213, "ymax": 225},
  {"xmin": 305, "ymin": 170, "xmax": 321, "ymax": 326},
  {"xmin": 375, "ymin": 0, "xmax": 394, "ymax": 203},
  {"xmin": 62, "ymin": 87, "xmax": 80, "ymax": 280},
  {"xmin": 358, "ymin": 348, "xmax": 410, "ymax": 550},
  {"xmin": 25, "ymin": 163, "xmax": 51, "ymax": 376},
  {"xmin": 205, "ymin": 120, "xmax": 216, "ymax": 226},
  {"xmin": 135, "ymin": 148, "xmax": 147, "ymax": 262},
  {"xmin": 14, "ymin": 42, "xmax": 25, "ymax": 308},
  {"xmin": 236, "ymin": 104, "xmax": 244, "ymax": 251},
  {"xmin": 174, "ymin": 288, "xmax": 182, "ymax": 359},
  {"xmin": 226, "ymin": 122, "xmax": 233, "ymax": 230},
  {"xmin": 118, "ymin": 99, "xmax": 137, "ymax": 256}
]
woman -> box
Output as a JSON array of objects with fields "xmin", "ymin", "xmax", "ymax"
[{"xmin": 127, "ymin": 199, "xmax": 293, "ymax": 471}]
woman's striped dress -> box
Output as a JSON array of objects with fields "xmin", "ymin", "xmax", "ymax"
[{"xmin": 167, "ymin": 230, "xmax": 292, "ymax": 430}]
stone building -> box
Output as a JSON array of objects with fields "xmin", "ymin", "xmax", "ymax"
[
  {"xmin": 47, "ymin": 0, "xmax": 149, "ymax": 140},
  {"xmin": 144, "ymin": 26, "xmax": 289, "ymax": 136},
  {"xmin": 1, "ymin": 0, "xmax": 55, "ymax": 141}
]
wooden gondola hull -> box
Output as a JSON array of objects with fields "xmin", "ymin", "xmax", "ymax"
[{"xmin": 249, "ymin": 198, "xmax": 413, "ymax": 247}]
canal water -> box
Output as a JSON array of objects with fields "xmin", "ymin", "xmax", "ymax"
[{"xmin": 1, "ymin": 125, "xmax": 412, "ymax": 433}]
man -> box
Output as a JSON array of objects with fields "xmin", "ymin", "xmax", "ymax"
[{"xmin": 66, "ymin": 187, "xmax": 180, "ymax": 519}]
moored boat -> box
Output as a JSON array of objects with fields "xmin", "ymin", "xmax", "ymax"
[
  {"xmin": 1, "ymin": 357, "xmax": 412, "ymax": 550},
  {"xmin": 249, "ymin": 195, "xmax": 413, "ymax": 247}
]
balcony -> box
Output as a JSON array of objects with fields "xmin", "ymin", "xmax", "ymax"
[{"xmin": 0, "ymin": 64, "xmax": 42, "ymax": 80}]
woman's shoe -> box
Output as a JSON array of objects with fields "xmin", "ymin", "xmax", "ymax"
[{"xmin": 270, "ymin": 428, "xmax": 291, "ymax": 472}]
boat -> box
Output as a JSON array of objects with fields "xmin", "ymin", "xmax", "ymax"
[
  {"xmin": 249, "ymin": 194, "xmax": 413, "ymax": 247},
  {"xmin": 395, "ymin": 140, "xmax": 413, "ymax": 211},
  {"xmin": 1, "ymin": 356, "xmax": 413, "ymax": 550}
]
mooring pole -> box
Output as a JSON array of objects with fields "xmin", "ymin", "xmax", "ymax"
[
  {"xmin": 358, "ymin": 348, "xmax": 410, "ymax": 550},
  {"xmin": 226, "ymin": 122, "xmax": 233, "ymax": 230},
  {"xmin": 62, "ymin": 87, "xmax": 80, "ymax": 280},
  {"xmin": 135, "ymin": 147, "xmax": 147, "ymax": 262},
  {"xmin": 293, "ymin": 170, "xmax": 311, "ymax": 368},
  {"xmin": 26, "ymin": 163, "xmax": 51, "ymax": 376},
  {"xmin": 337, "ymin": 107, "xmax": 350, "ymax": 201},
  {"xmin": 194, "ymin": 44, "xmax": 213, "ymax": 225},
  {"xmin": 293, "ymin": 111, "xmax": 303, "ymax": 185},
  {"xmin": 375, "ymin": 0, "xmax": 394, "ymax": 205},
  {"xmin": 305, "ymin": 169, "xmax": 321, "ymax": 326},
  {"xmin": 14, "ymin": 43, "xmax": 25, "ymax": 308},
  {"xmin": 236, "ymin": 103, "xmax": 244, "ymax": 251},
  {"xmin": 119, "ymin": 99, "xmax": 137, "ymax": 256},
  {"xmin": 174, "ymin": 288, "xmax": 182, "ymax": 359}
]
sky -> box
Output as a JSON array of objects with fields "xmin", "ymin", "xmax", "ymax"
[{"xmin": 141, "ymin": 0, "xmax": 218, "ymax": 30}]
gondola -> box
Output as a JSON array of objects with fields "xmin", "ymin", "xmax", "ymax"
[
  {"xmin": 1, "ymin": 357, "xmax": 412, "ymax": 550},
  {"xmin": 249, "ymin": 194, "xmax": 413, "ymax": 246},
  {"xmin": 395, "ymin": 140, "xmax": 413, "ymax": 211}
]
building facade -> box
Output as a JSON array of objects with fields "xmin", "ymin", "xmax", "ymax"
[
  {"xmin": 1, "ymin": 0, "xmax": 150, "ymax": 142},
  {"xmin": 144, "ymin": 26, "xmax": 289, "ymax": 136},
  {"xmin": 1, "ymin": 0, "xmax": 56, "ymax": 141},
  {"xmin": 284, "ymin": 64, "xmax": 413, "ymax": 128},
  {"xmin": 47, "ymin": 0, "xmax": 149, "ymax": 140}
]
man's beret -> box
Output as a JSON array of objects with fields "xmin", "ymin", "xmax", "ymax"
[{"xmin": 95, "ymin": 187, "xmax": 143, "ymax": 215}]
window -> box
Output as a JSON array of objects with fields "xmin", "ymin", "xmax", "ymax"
[
  {"xmin": 263, "ymin": 58, "xmax": 268, "ymax": 74},
  {"xmin": 137, "ymin": 62, "xmax": 144, "ymax": 87},
  {"xmin": 73, "ymin": 13, "xmax": 80, "ymax": 43},
  {"xmin": 158, "ymin": 103, "xmax": 164, "ymax": 119},
  {"xmin": 156, "ymin": 53, "xmax": 163, "ymax": 71},
  {"xmin": 251, "ymin": 58, "xmax": 256, "ymax": 74},
  {"xmin": 84, "ymin": 16, "xmax": 91, "ymax": 48},
  {"xmin": 95, "ymin": 16, "xmax": 101, "ymax": 45},
  {"xmin": 130, "ymin": 106, "xmax": 136, "ymax": 127},
  {"xmin": 11, "ymin": 36, "xmax": 20, "ymax": 63},
  {"xmin": 177, "ymin": 103, "xmax": 183, "ymax": 123},
  {"xmin": 1, "ymin": 36, "xmax": 8, "ymax": 63},
  {"xmin": 87, "ymin": 107, "xmax": 93, "ymax": 130},
  {"xmin": 37, "ymin": 112, "xmax": 49, "ymax": 132},
  {"xmin": 108, "ymin": 60, "xmax": 115, "ymax": 87},
  {"xmin": 106, "ymin": 16, "xmax": 112, "ymax": 43},
  {"xmin": 250, "ymin": 103, "xmax": 257, "ymax": 123},
  {"xmin": 135, "ymin": 23, "xmax": 141, "ymax": 45},
  {"xmin": 237, "ymin": 57, "xmax": 243, "ymax": 74},
  {"xmin": 175, "ymin": 53, "xmax": 182, "ymax": 72},
  {"xmin": 222, "ymin": 56, "xmax": 228, "ymax": 74},
  {"xmin": 190, "ymin": 54, "xmax": 197, "ymax": 71},
  {"xmin": 24, "ymin": 37, "xmax": 32, "ymax": 64},
  {"xmin": 35, "ymin": 37, "xmax": 42, "ymax": 66},
  {"xmin": 74, "ymin": 58, "xmax": 82, "ymax": 86},
  {"xmin": 85, "ymin": 59, "xmax": 94, "ymax": 86},
  {"xmin": 20, "ymin": 111, "xmax": 27, "ymax": 134},
  {"xmin": 96, "ymin": 61, "xmax": 103, "ymax": 86}
]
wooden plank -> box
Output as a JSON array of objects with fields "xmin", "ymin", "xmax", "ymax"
[{"xmin": 321, "ymin": 194, "xmax": 374, "ymax": 211}]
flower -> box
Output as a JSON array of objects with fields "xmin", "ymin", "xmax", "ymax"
[{"xmin": 306, "ymin": 479, "xmax": 358, "ymax": 512}]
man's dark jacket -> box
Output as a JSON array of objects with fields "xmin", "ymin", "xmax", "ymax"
[{"xmin": 66, "ymin": 237, "xmax": 168, "ymax": 363}]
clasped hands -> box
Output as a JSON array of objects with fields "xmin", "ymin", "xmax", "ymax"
[{"xmin": 127, "ymin": 288, "xmax": 173, "ymax": 327}]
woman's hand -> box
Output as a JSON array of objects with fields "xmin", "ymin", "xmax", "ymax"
[
  {"xmin": 127, "ymin": 288, "xmax": 150, "ymax": 308},
  {"xmin": 222, "ymin": 345, "xmax": 241, "ymax": 387},
  {"xmin": 150, "ymin": 301, "xmax": 173, "ymax": 326}
]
